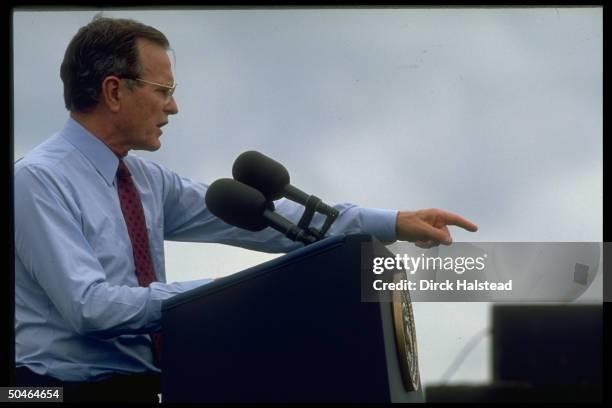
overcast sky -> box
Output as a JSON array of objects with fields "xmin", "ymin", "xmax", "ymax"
[{"xmin": 12, "ymin": 7, "xmax": 602, "ymax": 388}]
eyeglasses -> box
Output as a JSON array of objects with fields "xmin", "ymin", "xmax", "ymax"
[{"xmin": 123, "ymin": 77, "xmax": 177, "ymax": 104}]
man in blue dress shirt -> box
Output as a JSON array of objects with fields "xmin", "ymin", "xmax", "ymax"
[{"xmin": 13, "ymin": 16, "xmax": 477, "ymax": 402}]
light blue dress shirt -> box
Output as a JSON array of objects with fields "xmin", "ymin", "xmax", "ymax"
[{"xmin": 14, "ymin": 116, "xmax": 398, "ymax": 382}]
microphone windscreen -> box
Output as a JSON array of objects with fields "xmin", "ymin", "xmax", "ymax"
[
  {"xmin": 232, "ymin": 151, "xmax": 290, "ymax": 201},
  {"xmin": 205, "ymin": 178, "xmax": 268, "ymax": 231}
]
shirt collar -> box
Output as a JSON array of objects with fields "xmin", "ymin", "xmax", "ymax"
[{"xmin": 60, "ymin": 116, "xmax": 122, "ymax": 186}]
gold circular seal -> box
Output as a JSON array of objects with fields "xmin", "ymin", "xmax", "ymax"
[{"xmin": 391, "ymin": 272, "xmax": 420, "ymax": 392}]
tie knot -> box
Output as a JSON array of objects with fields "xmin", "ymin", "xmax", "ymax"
[{"xmin": 117, "ymin": 160, "xmax": 132, "ymax": 180}]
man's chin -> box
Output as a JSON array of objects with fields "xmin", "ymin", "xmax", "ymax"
[{"xmin": 136, "ymin": 142, "xmax": 162, "ymax": 152}]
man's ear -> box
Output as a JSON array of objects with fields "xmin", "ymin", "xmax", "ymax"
[{"xmin": 100, "ymin": 76, "xmax": 123, "ymax": 113}]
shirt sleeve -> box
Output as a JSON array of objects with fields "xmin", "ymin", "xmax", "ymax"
[
  {"xmin": 14, "ymin": 165, "xmax": 210, "ymax": 339},
  {"xmin": 156, "ymin": 163, "xmax": 398, "ymax": 250}
]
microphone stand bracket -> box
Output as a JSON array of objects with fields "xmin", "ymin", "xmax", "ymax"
[
  {"xmin": 298, "ymin": 195, "xmax": 321, "ymax": 230},
  {"xmin": 296, "ymin": 195, "xmax": 339, "ymax": 243}
]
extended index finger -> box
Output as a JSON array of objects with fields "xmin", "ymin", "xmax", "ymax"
[{"xmin": 440, "ymin": 210, "xmax": 478, "ymax": 232}]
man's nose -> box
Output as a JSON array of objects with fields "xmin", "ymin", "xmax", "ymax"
[{"xmin": 165, "ymin": 97, "xmax": 179, "ymax": 115}]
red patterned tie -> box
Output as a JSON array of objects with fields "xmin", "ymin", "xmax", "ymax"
[{"xmin": 116, "ymin": 159, "xmax": 162, "ymax": 367}]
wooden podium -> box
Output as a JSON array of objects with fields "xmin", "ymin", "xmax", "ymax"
[{"xmin": 161, "ymin": 234, "xmax": 423, "ymax": 403}]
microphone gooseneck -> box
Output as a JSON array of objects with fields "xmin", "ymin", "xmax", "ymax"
[
  {"xmin": 232, "ymin": 150, "xmax": 339, "ymax": 220},
  {"xmin": 205, "ymin": 178, "xmax": 316, "ymax": 245}
]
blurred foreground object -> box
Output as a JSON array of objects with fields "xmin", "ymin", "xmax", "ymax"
[{"xmin": 426, "ymin": 304, "xmax": 602, "ymax": 403}]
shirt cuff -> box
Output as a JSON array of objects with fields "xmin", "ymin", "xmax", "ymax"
[{"xmin": 360, "ymin": 207, "xmax": 398, "ymax": 244}]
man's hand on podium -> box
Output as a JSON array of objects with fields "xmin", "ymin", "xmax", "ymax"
[{"xmin": 396, "ymin": 209, "xmax": 478, "ymax": 249}]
